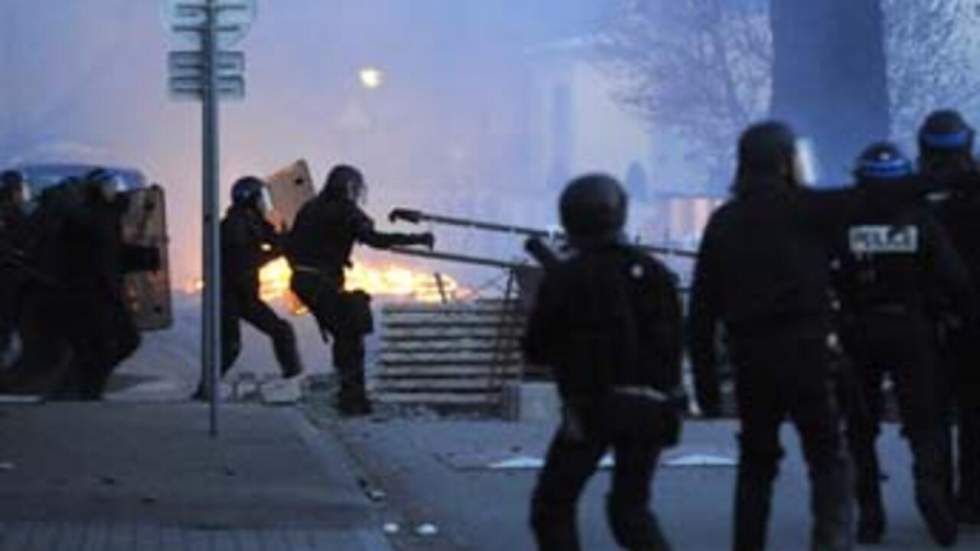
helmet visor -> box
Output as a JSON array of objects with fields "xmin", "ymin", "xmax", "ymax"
[
  {"xmin": 259, "ymin": 186, "xmax": 274, "ymax": 214},
  {"xmin": 349, "ymin": 179, "xmax": 367, "ymax": 205},
  {"xmin": 792, "ymin": 138, "xmax": 819, "ymax": 187}
]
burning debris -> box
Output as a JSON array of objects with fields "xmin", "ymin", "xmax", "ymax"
[{"xmin": 185, "ymin": 258, "xmax": 469, "ymax": 311}]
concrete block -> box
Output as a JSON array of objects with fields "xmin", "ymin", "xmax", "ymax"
[
  {"xmin": 501, "ymin": 381, "xmax": 560, "ymax": 423},
  {"xmin": 260, "ymin": 377, "xmax": 302, "ymax": 404}
]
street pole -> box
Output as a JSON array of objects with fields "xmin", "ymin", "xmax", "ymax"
[
  {"xmin": 203, "ymin": 0, "xmax": 222, "ymax": 438},
  {"xmin": 165, "ymin": 0, "xmax": 251, "ymax": 436}
]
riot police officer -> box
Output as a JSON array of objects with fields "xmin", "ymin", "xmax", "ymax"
[
  {"xmin": 193, "ymin": 176, "xmax": 303, "ymax": 399},
  {"xmin": 523, "ymin": 174, "xmax": 683, "ymax": 551},
  {"xmin": 834, "ymin": 142, "xmax": 972, "ymax": 546},
  {"xmin": 688, "ymin": 119, "xmax": 950, "ymax": 551},
  {"xmin": 11, "ymin": 170, "xmax": 150, "ymax": 399},
  {"xmin": 0, "ymin": 170, "xmax": 30, "ymax": 234},
  {"xmin": 286, "ymin": 165, "xmax": 433, "ymax": 416},
  {"xmin": 920, "ymin": 109, "xmax": 980, "ymax": 524},
  {"xmin": 0, "ymin": 170, "xmax": 30, "ymax": 365}
]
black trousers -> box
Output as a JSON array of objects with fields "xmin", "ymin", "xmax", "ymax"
[
  {"xmin": 730, "ymin": 331, "xmax": 853, "ymax": 551},
  {"xmin": 0, "ymin": 267, "xmax": 17, "ymax": 361},
  {"xmin": 290, "ymin": 272, "xmax": 368, "ymax": 405},
  {"xmin": 945, "ymin": 325, "xmax": 980, "ymax": 509},
  {"xmin": 530, "ymin": 411, "xmax": 669, "ymax": 551},
  {"xmin": 844, "ymin": 312, "xmax": 951, "ymax": 513},
  {"xmin": 219, "ymin": 286, "xmax": 301, "ymax": 378},
  {"xmin": 8, "ymin": 289, "xmax": 133, "ymax": 400}
]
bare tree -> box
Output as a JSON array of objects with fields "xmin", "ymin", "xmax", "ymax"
[
  {"xmin": 596, "ymin": 0, "xmax": 772, "ymax": 188},
  {"xmin": 598, "ymin": 0, "xmax": 980, "ymax": 189},
  {"xmin": 884, "ymin": 0, "xmax": 980, "ymax": 147}
]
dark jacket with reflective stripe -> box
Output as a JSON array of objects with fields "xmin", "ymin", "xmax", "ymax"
[
  {"xmin": 833, "ymin": 203, "xmax": 973, "ymax": 316},
  {"xmin": 687, "ymin": 176, "xmax": 935, "ymax": 412}
]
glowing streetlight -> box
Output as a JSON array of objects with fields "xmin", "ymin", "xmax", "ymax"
[{"xmin": 359, "ymin": 67, "xmax": 384, "ymax": 90}]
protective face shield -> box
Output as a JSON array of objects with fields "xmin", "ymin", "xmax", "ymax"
[
  {"xmin": 348, "ymin": 179, "xmax": 367, "ymax": 206},
  {"xmin": 17, "ymin": 181, "xmax": 36, "ymax": 215},
  {"xmin": 258, "ymin": 186, "xmax": 273, "ymax": 215},
  {"xmin": 231, "ymin": 176, "xmax": 267, "ymax": 210},
  {"xmin": 100, "ymin": 174, "xmax": 127, "ymax": 202},
  {"xmin": 735, "ymin": 121, "xmax": 808, "ymax": 192},
  {"xmin": 791, "ymin": 138, "xmax": 819, "ymax": 187},
  {"xmin": 19, "ymin": 182, "xmax": 32, "ymax": 205}
]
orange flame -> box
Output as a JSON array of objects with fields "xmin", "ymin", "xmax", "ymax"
[
  {"xmin": 259, "ymin": 257, "xmax": 465, "ymax": 312},
  {"xmin": 185, "ymin": 258, "xmax": 466, "ymax": 312}
]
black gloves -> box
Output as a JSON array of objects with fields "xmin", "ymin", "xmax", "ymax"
[
  {"xmin": 389, "ymin": 208, "xmax": 423, "ymax": 224},
  {"xmin": 525, "ymin": 237, "xmax": 560, "ymax": 270}
]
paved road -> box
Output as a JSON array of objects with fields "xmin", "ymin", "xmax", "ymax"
[
  {"xmin": 318, "ymin": 414, "xmax": 980, "ymax": 551},
  {"xmin": 0, "ymin": 403, "xmax": 394, "ymax": 550}
]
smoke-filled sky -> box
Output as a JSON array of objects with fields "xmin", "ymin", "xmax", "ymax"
[{"xmin": 2, "ymin": 1, "xmax": 640, "ymax": 285}]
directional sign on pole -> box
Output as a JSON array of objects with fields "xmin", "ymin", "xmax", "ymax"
[
  {"xmin": 162, "ymin": 0, "xmax": 256, "ymax": 48},
  {"xmin": 169, "ymin": 75, "xmax": 245, "ymax": 100},
  {"xmin": 169, "ymin": 50, "xmax": 245, "ymax": 77},
  {"xmin": 168, "ymin": 50, "xmax": 245, "ymax": 100},
  {"xmin": 162, "ymin": 0, "xmax": 255, "ymax": 438}
]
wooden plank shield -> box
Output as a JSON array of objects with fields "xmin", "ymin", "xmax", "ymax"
[
  {"xmin": 120, "ymin": 185, "xmax": 173, "ymax": 331},
  {"xmin": 265, "ymin": 159, "xmax": 315, "ymax": 229}
]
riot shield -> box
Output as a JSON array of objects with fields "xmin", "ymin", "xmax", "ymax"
[
  {"xmin": 265, "ymin": 159, "xmax": 315, "ymax": 229},
  {"xmin": 120, "ymin": 185, "xmax": 173, "ymax": 331}
]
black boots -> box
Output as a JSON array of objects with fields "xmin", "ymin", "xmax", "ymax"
[
  {"xmin": 337, "ymin": 391, "xmax": 373, "ymax": 417},
  {"xmin": 916, "ymin": 480, "xmax": 958, "ymax": 547},
  {"xmin": 856, "ymin": 495, "xmax": 886, "ymax": 544}
]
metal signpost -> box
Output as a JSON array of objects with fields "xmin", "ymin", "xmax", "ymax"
[{"xmin": 163, "ymin": 0, "xmax": 254, "ymax": 437}]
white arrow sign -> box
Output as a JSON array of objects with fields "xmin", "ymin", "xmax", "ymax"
[{"xmin": 161, "ymin": 0, "xmax": 256, "ymax": 48}]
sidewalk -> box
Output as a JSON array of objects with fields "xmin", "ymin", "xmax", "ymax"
[{"xmin": 0, "ymin": 402, "xmax": 394, "ymax": 550}]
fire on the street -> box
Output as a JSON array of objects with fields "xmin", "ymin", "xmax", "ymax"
[
  {"xmin": 185, "ymin": 258, "xmax": 467, "ymax": 310},
  {"xmin": 262, "ymin": 258, "xmax": 467, "ymax": 309}
]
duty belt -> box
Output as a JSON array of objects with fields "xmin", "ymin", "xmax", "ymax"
[{"xmin": 292, "ymin": 264, "xmax": 322, "ymax": 275}]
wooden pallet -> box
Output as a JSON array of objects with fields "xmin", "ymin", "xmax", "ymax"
[{"xmin": 373, "ymin": 301, "xmax": 526, "ymax": 409}]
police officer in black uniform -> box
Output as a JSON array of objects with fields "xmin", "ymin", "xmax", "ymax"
[
  {"xmin": 0, "ymin": 170, "xmax": 30, "ymax": 236},
  {"xmin": 0, "ymin": 170, "xmax": 30, "ymax": 363},
  {"xmin": 287, "ymin": 165, "xmax": 433, "ymax": 416},
  {"xmin": 194, "ymin": 176, "xmax": 303, "ymax": 399},
  {"xmin": 687, "ymin": 120, "xmax": 949, "ymax": 551},
  {"xmin": 919, "ymin": 109, "xmax": 980, "ymax": 525},
  {"xmin": 523, "ymin": 174, "xmax": 684, "ymax": 551},
  {"xmin": 834, "ymin": 142, "xmax": 972, "ymax": 546},
  {"xmin": 11, "ymin": 171, "xmax": 151, "ymax": 399}
]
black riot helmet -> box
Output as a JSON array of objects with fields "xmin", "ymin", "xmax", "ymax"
[
  {"xmin": 918, "ymin": 109, "xmax": 976, "ymax": 177},
  {"xmin": 321, "ymin": 164, "xmax": 367, "ymax": 204},
  {"xmin": 919, "ymin": 109, "xmax": 974, "ymax": 154},
  {"xmin": 559, "ymin": 173, "xmax": 628, "ymax": 248},
  {"xmin": 0, "ymin": 170, "xmax": 26, "ymax": 203},
  {"xmin": 81, "ymin": 167, "xmax": 127, "ymax": 205},
  {"xmin": 854, "ymin": 142, "xmax": 913, "ymax": 184},
  {"xmin": 733, "ymin": 120, "xmax": 804, "ymax": 196},
  {"xmin": 231, "ymin": 176, "xmax": 271, "ymax": 212}
]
